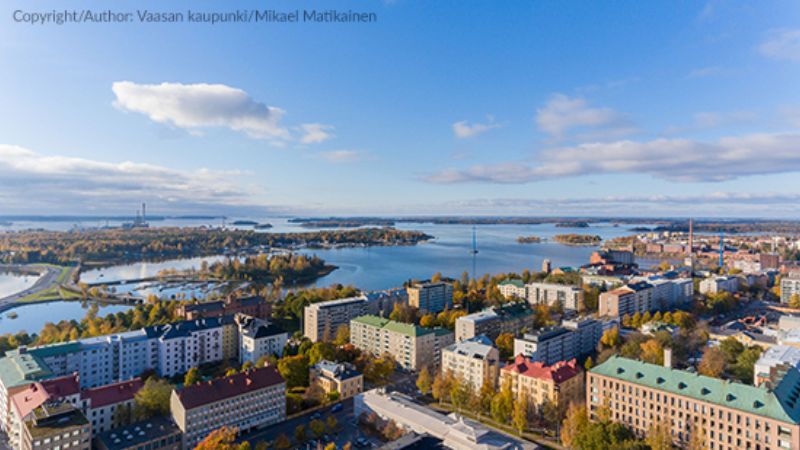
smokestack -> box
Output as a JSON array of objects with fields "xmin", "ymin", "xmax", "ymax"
[
  {"xmin": 664, "ymin": 348, "xmax": 673, "ymax": 369},
  {"xmin": 688, "ymin": 218, "xmax": 693, "ymax": 256},
  {"xmin": 142, "ymin": 203, "xmax": 146, "ymax": 222}
]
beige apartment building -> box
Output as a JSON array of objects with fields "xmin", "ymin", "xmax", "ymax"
[
  {"xmin": 500, "ymin": 355, "xmax": 584, "ymax": 412},
  {"xmin": 441, "ymin": 336, "xmax": 500, "ymax": 392},
  {"xmin": 21, "ymin": 402, "xmax": 91, "ymax": 450},
  {"xmin": 350, "ymin": 315, "xmax": 454, "ymax": 371},
  {"xmin": 304, "ymin": 296, "xmax": 368, "ymax": 342},
  {"xmin": 407, "ymin": 282, "xmax": 453, "ymax": 314},
  {"xmin": 309, "ymin": 360, "xmax": 363, "ymax": 400},
  {"xmin": 588, "ymin": 355, "xmax": 800, "ymax": 449},
  {"xmin": 170, "ymin": 366, "xmax": 286, "ymax": 448},
  {"xmin": 454, "ymin": 302, "xmax": 534, "ymax": 342}
]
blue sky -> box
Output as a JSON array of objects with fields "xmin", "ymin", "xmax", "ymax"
[{"xmin": 1, "ymin": 0, "xmax": 799, "ymax": 217}]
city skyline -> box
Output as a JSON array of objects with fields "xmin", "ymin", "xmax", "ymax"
[{"xmin": 2, "ymin": 0, "xmax": 799, "ymax": 217}]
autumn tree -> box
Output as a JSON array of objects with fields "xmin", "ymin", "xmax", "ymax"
[
  {"xmin": 273, "ymin": 433, "xmax": 291, "ymax": 449},
  {"xmin": 560, "ymin": 402, "xmax": 588, "ymax": 448},
  {"xmin": 416, "ymin": 366, "xmax": 433, "ymax": 395},
  {"xmin": 294, "ymin": 424, "xmax": 306, "ymax": 443},
  {"xmin": 639, "ymin": 339, "xmax": 665, "ymax": 365},
  {"xmin": 193, "ymin": 426, "xmax": 238, "ymax": 450},
  {"xmin": 495, "ymin": 333, "xmax": 515, "ymax": 359},
  {"xmin": 334, "ymin": 324, "xmax": 350, "ymax": 345},
  {"xmin": 646, "ymin": 418, "xmax": 673, "ymax": 450},
  {"xmin": 698, "ymin": 347, "xmax": 727, "ymax": 378},
  {"xmin": 310, "ymin": 419, "xmax": 326, "ymax": 438},
  {"xmin": 184, "ymin": 367, "xmax": 201, "ymax": 386},
  {"xmin": 512, "ymin": 394, "xmax": 528, "ymax": 435},
  {"xmin": 491, "ymin": 381, "xmax": 513, "ymax": 424}
]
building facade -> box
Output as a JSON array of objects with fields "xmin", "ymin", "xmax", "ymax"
[
  {"xmin": 513, "ymin": 318, "xmax": 601, "ymax": 365},
  {"xmin": 303, "ymin": 296, "xmax": 369, "ymax": 342},
  {"xmin": 500, "ymin": 355, "xmax": 583, "ymax": 412},
  {"xmin": 441, "ymin": 336, "xmax": 500, "ymax": 392},
  {"xmin": 454, "ymin": 303, "xmax": 534, "ymax": 342},
  {"xmin": 309, "ymin": 360, "xmax": 363, "ymax": 400},
  {"xmin": 588, "ymin": 355, "xmax": 800, "ymax": 449},
  {"xmin": 525, "ymin": 282, "xmax": 585, "ymax": 311},
  {"xmin": 350, "ymin": 315, "xmax": 454, "ymax": 371},
  {"xmin": 407, "ymin": 282, "xmax": 453, "ymax": 314},
  {"xmin": 176, "ymin": 295, "xmax": 271, "ymax": 321},
  {"xmin": 170, "ymin": 366, "xmax": 286, "ymax": 448},
  {"xmin": 699, "ymin": 276, "xmax": 740, "ymax": 295},
  {"xmin": 237, "ymin": 315, "xmax": 288, "ymax": 364},
  {"xmin": 782, "ymin": 272, "xmax": 800, "ymax": 304}
]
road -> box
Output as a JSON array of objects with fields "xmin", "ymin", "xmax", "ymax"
[
  {"xmin": 0, "ymin": 265, "xmax": 64, "ymax": 311},
  {"xmin": 239, "ymin": 398, "xmax": 378, "ymax": 449}
]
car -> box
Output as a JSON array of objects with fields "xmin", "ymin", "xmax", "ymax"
[{"xmin": 331, "ymin": 403, "xmax": 343, "ymax": 412}]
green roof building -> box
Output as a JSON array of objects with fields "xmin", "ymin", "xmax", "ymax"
[
  {"xmin": 350, "ymin": 315, "xmax": 454, "ymax": 371},
  {"xmin": 588, "ymin": 355, "xmax": 800, "ymax": 449}
]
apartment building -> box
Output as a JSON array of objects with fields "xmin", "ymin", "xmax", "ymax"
[
  {"xmin": 454, "ymin": 302, "xmax": 534, "ymax": 342},
  {"xmin": 754, "ymin": 345, "xmax": 800, "ymax": 386},
  {"xmin": 441, "ymin": 336, "xmax": 500, "ymax": 392},
  {"xmin": 309, "ymin": 360, "xmax": 363, "ymax": 400},
  {"xmin": 303, "ymin": 296, "xmax": 369, "ymax": 342},
  {"xmin": 20, "ymin": 402, "xmax": 91, "ymax": 450},
  {"xmin": 699, "ymin": 276, "xmax": 740, "ymax": 295},
  {"xmin": 237, "ymin": 315, "xmax": 288, "ymax": 364},
  {"xmin": 170, "ymin": 366, "xmax": 286, "ymax": 448},
  {"xmin": 176, "ymin": 295, "xmax": 271, "ymax": 321},
  {"xmin": 79, "ymin": 378, "xmax": 143, "ymax": 434},
  {"xmin": 525, "ymin": 282, "xmax": 585, "ymax": 311},
  {"xmin": 588, "ymin": 355, "xmax": 800, "ymax": 449},
  {"xmin": 498, "ymin": 279, "xmax": 527, "ymax": 299},
  {"xmin": 94, "ymin": 416, "xmax": 182, "ymax": 450},
  {"xmin": 500, "ymin": 355, "xmax": 584, "ymax": 412},
  {"xmin": 782, "ymin": 272, "xmax": 800, "ymax": 304},
  {"xmin": 8, "ymin": 377, "xmax": 80, "ymax": 449},
  {"xmin": 407, "ymin": 282, "xmax": 453, "ymax": 314},
  {"xmin": 513, "ymin": 317, "xmax": 602, "ymax": 365},
  {"xmin": 598, "ymin": 277, "xmax": 696, "ymax": 319},
  {"xmin": 350, "ymin": 315, "xmax": 454, "ymax": 371}
]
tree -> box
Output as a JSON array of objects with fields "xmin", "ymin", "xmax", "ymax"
[
  {"xmin": 432, "ymin": 372, "xmax": 452, "ymax": 404},
  {"xmin": 450, "ymin": 377, "xmax": 472, "ymax": 411},
  {"xmin": 294, "ymin": 424, "xmax": 306, "ymax": 442},
  {"xmin": 419, "ymin": 314, "xmax": 436, "ymax": 328},
  {"xmin": 478, "ymin": 377, "xmax": 495, "ymax": 416},
  {"xmin": 732, "ymin": 347, "xmax": 762, "ymax": 383},
  {"xmin": 698, "ymin": 347, "xmax": 727, "ymax": 378},
  {"xmin": 193, "ymin": 426, "xmax": 238, "ymax": 450},
  {"xmin": 584, "ymin": 356, "xmax": 594, "ymax": 370},
  {"xmin": 310, "ymin": 419, "xmax": 326, "ymax": 438},
  {"xmin": 324, "ymin": 444, "xmax": 337, "ymax": 450},
  {"xmin": 495, "ymin": 333, "xmax": 515, "ymax": 359},
  {"xmin": 277, "ymin": 355, "xmax": 309, "ymax": 388},
  {"xmin": 307, "ymin": 342, "xmax": 336, "ymax": 365},
  {"xmin": 561, "ymin": 402, "xmax": 588, "ymax": 448},
  {"xmin": 273, "ymin": 433, "xmax": 291, "ymax": 449},
  {"xmin": 334, "ymin": 324, "xmax": 350, "ymax": 345},
  {"xmin": 491, "ymin": 381, "xmax": 513, "ymax": 424},
  {"xmin": 639, "ymin": 339, "xmax": 664, "ymax": 365},
  {"xmin": 512, "ymin": 393, "xmax": 528, "ymax": 435},
  {"xmin": 184, "ymin": 367, "xmax": 201, "ymax": 386},
  {"xmin": 790, "ymin": 294, "xmax": 800, "ymax": 309},
  {"xmin": 646, "ymin": 418, "xmax": 672, "ymax": 450},
  {"xmin": 133, "ymin": 377, "xmax": 172, "ymax": 420},
  {"xmin": 600, "ymin": 327, "xmax": 621, "ymax": 349},
  {"xmin": 326, "ymin": 415, "xmax": 338, "ymax": 432},
  {"xmin": 416, "ymin": 366, "xmax": 433, "ymax": 395}
]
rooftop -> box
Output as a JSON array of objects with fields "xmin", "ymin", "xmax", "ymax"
[
  {"xmin": 95, "ymin": 416, "xmax": 181, "ymax": 450},
  {"xmin": 503, "ymin": 355, "xmax": 582, "ymax": 383},
  {"xmin": 351, "ymin": 315, "xmax": 450, "ymax": 338},
  {"xmin": 306, "ymin": 296, "xmax": 366, "ymax": 309},
  {"xmin": 444, "ymin": 336, "xmax": 497, "ymax": 360},
  {"xmin": 498, "ymin": 279, "xmax": 524, "ymax": 288},
  {"xmin": 458, "ymin": 303, "xmax": 532, "ymax": 324},
  {"xmin": 175, "ymin": 366, "xmax": 284, "ymax": 410},
  {"xmin": 27, "ymin": 403, "xmax": 88, "ymax": 438},
  {"xmin": 0, "ymin": 351, "xmax": 52, "ymax": 389},
  {"xmin": 591, "ymin": 355, "xmax": 800, "ymax": 424},
  {"xmin": 82, "ymin": 378, "xmax": 144, "ymax": 408},
  {"xmin": 312, "ymin": 360, "xmax": 361, "ymax": 380}
]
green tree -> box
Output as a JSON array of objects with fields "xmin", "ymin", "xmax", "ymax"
[
  {"xmin": 491, "ymin": 381, "xmax": 513, "ymax": 425},
  {"xmin": 560, "ymin": 402, "xmax": 588, "ymax": 448},
  {"xmin": 334, "ymin": 324, "xmax": 350, "ymax": 345},
  {"xmin": 307, "ymin": 342, "xmax": 336, "ymax": 365},
  {"xmin": 277, "ymin": 355, "xmax": 309, "ymax": 388},
  {"xmin": 133, "ymin": 377, "xmax": 172, "ymax": 420}
]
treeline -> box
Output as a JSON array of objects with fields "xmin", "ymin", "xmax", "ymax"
[
  {"xmin": 208, "ymin": 253, "xmax": 334, "ymax": 284},
  {"xmin": 0, "ymin": 227, "xmax": 433, "ymax": 264},
  {"xmin": 553, "ymin": 234, "xmax": 602, "ymax": 245},
  {"xmin": 0, "ymin": 300, "xmax": 183, "ymax": 354}
]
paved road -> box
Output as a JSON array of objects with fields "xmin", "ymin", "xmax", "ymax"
[
  {"xmin": 0, "ymin": 265, "xmax": 63, "ymax": 310},
  {"xmin": 239, "ymin": 398, "xmax": 377, "ymax": 448}
]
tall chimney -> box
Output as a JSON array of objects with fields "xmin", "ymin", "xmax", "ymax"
[
  {"xmin": 688, "ymin": 218, "xmax": 693, "ymax": 256},
  {"xmin": 664, "ymin": 348, "xmax": 673, "ymax": 369}
]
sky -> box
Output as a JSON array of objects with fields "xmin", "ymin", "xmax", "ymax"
[{"xmin": 1, "ymin": 0, "xmax": 800, "ymax": 218}]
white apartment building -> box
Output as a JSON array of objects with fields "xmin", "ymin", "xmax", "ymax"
[
  {"xmin": 782, "ymin": 272, "xmax": 800, "ymax": 304},
  {"xmin": 699, "ymin": 276, "xmax": 739, "ymax": 295},
  {"xmin": 513, "ymin": 317, "xmax": 601, "ymax": 365},
  {"xmin": 525, "ymin": 282, "xmax": 584, "ymax": 311},
  {"xmin": 441, "ymin": 336, "xmax": 500, "ymax": 391},
  {"xmin": 303, "ymin": 296, "xmax": 369, "ymax": 342},
  {"xmin": 237, "ymin": 315, "xmax": 288, "ymax": 364}
]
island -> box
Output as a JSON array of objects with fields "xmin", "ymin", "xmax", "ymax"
[
  {"xmin": 555, "ymin": 221, "xmax": 590, "ymax": 228},
  {"xmin": 517, "ymin": 236, "xmax": 543, "ymax": 244},
  {"xmin": 254, "ymin": 223, "xmax": 273, "ymax": 229},
  {"xmin": 553, "ymin": 234, "xmax": 602, "ymax": 246},
  {"xmin": 231, "ymin": 220, "xmax": 259, "ymax": 226}
]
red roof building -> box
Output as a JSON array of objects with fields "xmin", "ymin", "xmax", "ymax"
[{"xmin": 500, "ymin": 355, "xmax": 585, "ymax": 410}]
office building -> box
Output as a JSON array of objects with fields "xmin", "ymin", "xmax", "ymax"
[
  {"xmin": 407, "ymin": 282, "xmax": 453, "ymax": 314},
  {"xmin": 454, "ymin": 303, "xmax": 534, "ymax": 342},
  {"xmin": 350, "ymin": 315, "xmax": 454, "ymax": 371},
  {"xmin": 309, "ymin": 360, "xmax": 363, "ymax": 400},
  {"xmin": 500, "ymin": 355, "xmax": 583, "ymax": 412},
  {"xmin": 170, "ymin": 366, "xmax": 286, "ymax": 448},
  {"xmin": 441, "ymin": 336, "xmax": 500, "ymax": 392},
  {"xmin": 588, "ymin": 355, "xmax": 800, "ymax": 449}
]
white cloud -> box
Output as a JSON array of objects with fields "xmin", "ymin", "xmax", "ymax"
[
  {"xmin": 0, "ymin": 144, "xmax": 265, "ymax": 214},
  {"xmin": 452, "ymin": 118, "xmax": 500, "ymax": 139},
  {"xmin": 299, "ymin": 123, "xmax": 335, "ymax": 144},
  {"xmin": 423, "ymin": 132, "xmax": 800, "ymax": 183},
  {"xmin": 782, "ymin": 107, "xmax": 800, "ymax": 128},
  {"xmin": 664, "ymin": 110, "xmax": 756, "ymax": 134},
  {"xmin": 112, "ymin": 81, "xmax": 293, "ymax": 142},
  {"xmin": 535, "ymin": 94, "xmax": 635, "ymax": 140},
  {"xmin": 759, "ymin": 29, "xmax": 800, "ymax": 62},
  {"xmin": 317, "ymin": 150, "xmax": 362, "ymax": 163}
]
